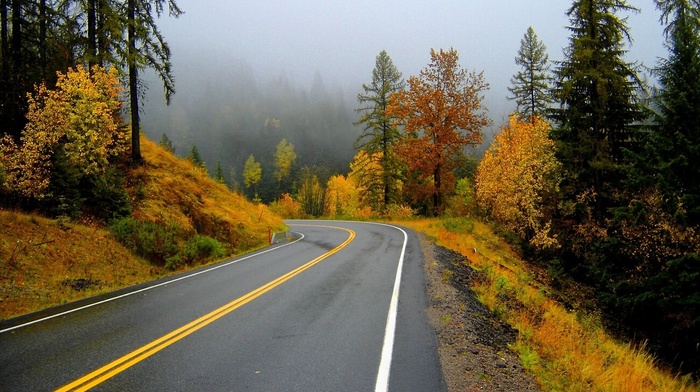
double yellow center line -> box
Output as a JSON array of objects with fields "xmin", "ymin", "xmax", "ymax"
[{"xmin": 57, "ymin": 226, "xmax": 355, "ymax": 392}]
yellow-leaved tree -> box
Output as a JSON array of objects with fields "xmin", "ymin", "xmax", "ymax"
[
  {"xmin": 273, "ymin": 138, "xmax": 297, "ymax": 193},
  {"xmin": 243, "ymin": 154, "xmax": 262, "ymax": 200},
  {"xmin": 475, "ymin": 114, "xmax": 561, "ymax": 249},
  {"xmin": 348, "ymin": 150, "xmax": 384, "ymax": 212},
  {"xmin": 325, "ymin": 174, "xmax": 360, "ymax": 218},
  {"xmin": 0, "ymin": 65, "xmax": 127, "ymax": 199}
]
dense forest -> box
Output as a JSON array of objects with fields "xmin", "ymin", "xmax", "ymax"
[{"xmin": 1, "ymin": 0, "xmax": 699, "ymax": 380}]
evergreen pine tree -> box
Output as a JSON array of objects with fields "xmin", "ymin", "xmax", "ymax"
[
  {"xmin": 605, "ymin": 2, "xmax": 700, "ymax": 373},
  {"xmin": 159, "ymin": 133, "xmax": 174, "ymax": 153},
  {"xmin": 551, "ymin": 0, "xmax": 645, "ymax": 217},
  {"xmin": 355, "ymin": 50, "xmax": 405, "ymax": 211},
  {"xmin": 652, "ymin": 0, "xmax": 700, "ymax": 225},
  {"xmin": 508, "ymin": 27, "xmax": 553, "ymax": 120},
  {"xmin": 0, "ymin": 0, "xmax": 81, "ymax": 139},
  {"xmin": 125, "ymin": 0, "xmax": 183, "ymax": 163},
  {"xmin": 214, "ymin": 160, "xmax": 226, "ymax": 184},
  {"xmin": 187, "ymin": 145, "xmax": 205, "ymax": 169}
]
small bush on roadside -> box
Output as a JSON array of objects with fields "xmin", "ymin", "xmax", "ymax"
[
  {"xmin": 184, "ymin": 235, "xmax": 226, "ymax": 263},
  {"xmin": 445, "ymin": 178, "xmax": 476, "ymax": 217},
  {"xmin": 268, "ymin": 193, "xmax": 303, "ymax": 219},
  {"xmin": 441, "ymin": 216, "xmax": 475, "ymax": 234},
  {"xmin": 86, "ymin": 165, "xmax": 132, "ymax": 221},
  {"xmin": 164, "ymin": 253, "xmax": 184, "ymax": 270},
  {"xmin": 383, "ymin": 204, "xmax": 415, "ymax": 220},
  {"xmin": 109, "ymin": 217, "xmax": 180, "ymax": 264}
]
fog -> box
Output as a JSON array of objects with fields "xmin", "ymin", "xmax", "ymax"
[{"xmin": 140, "ymin": 0, "xmax": 667, "ymax": 192}]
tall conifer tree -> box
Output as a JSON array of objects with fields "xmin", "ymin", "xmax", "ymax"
[
  {"xmin": 608, "ymin": 2, "xmax": 700, "ymax": 372},
  {"xmin": 214, "ymin": 161, "xmax": 226, "ymax": 184},
  {"xmin": 653, "ymin": 0, "xmax": 700, "ymax": 224},
  {"xmin": 355, "ymin": 50, "xmax": 405, "ymax": 211},
  {"xmin": 124, "ymin": 0, "xmax": 182, "ymax": 162},
  {"xmin": 552, "ymin": 0, "xmax": 644, "ymax": 217},
  {"xmin": 508, "ymin": 27, "xmax": 553, "ymax": 121}
]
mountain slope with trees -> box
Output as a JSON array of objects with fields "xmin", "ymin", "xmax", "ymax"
[{"xmin": 1, "ymin": 135, "xmax": 284, "ymax": 320}]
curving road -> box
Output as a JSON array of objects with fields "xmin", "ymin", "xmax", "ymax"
[{"xmin": 0, "ymin": 221, "xmax": 444, "ymax": 391}]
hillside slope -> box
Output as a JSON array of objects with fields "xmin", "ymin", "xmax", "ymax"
[
  {"xmin": 130, "ymin": 137, "xmax": 285, "ymax": 251},
  {"xmin": 0, "ymin": 136, "xmax": 285, "ymax": 320}
]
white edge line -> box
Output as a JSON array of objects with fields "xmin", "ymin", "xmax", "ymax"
[
  {"xmin": 372, "ymin": 222, "xmax": 408, "ymax": 392},
  {"xmin": 0, "ymin": 233, "xmax": 304, "ymax": 335},
  {"xmin": 288, "ymin": 219, "xmax": 407, "ymax": 391}
]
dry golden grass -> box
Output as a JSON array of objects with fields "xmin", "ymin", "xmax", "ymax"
[
  {"xmin": 132, "ymin": 137, "xmax": 285, "ymax": 250},
  {"xmin": 402, "ymin": 218, "xmax": 699, "ymax": 392},
  {"xmin": 0, "ymin": 209, "xmax": 160, "ymax": 320},
  {"xmin": 0, "ymin": 136, "xmax": 286, "ymax": 321}
]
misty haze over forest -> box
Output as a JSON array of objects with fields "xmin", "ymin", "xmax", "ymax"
[{"xmin": 142, "ymin": 58, "xmax": 358, "ymax": 201}]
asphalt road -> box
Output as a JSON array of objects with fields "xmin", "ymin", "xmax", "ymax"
[{"xmin": 0, "ymin": 220, "xmax": 444, "ymax": 391}]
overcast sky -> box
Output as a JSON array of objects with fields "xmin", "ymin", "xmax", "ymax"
[{"xmin": 149, "ymin": 0, "xmax": 667, "ymax": 122}]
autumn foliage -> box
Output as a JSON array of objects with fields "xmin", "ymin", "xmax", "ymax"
[
  {"xmin": 348, "ymin": 150, "xmax": 385, "ymax": 210},
  {"xmin": 387, "ymin": 48, "xmax": 490, "ymax": 215},
  {"xmin": 476, "ymin": 115, "xmax": 561, "ymax": 248},
  {"xmin": 325, "ymin": 174, "xmax": 361, "ymax": 217},
  {"xmin": 1, "ymin": 65, "xmax": 127, "ymax": 200}
]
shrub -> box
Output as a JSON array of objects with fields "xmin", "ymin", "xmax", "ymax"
[
  {"xmin": 86, "ymin": 165, "xmax": 132, "ymax": 222},
  {"xmin": 0, "ymin": 155, "xmax": 5, "ymax": 190},
  {"xmin": 269, "ymin": 193, "xmax": 303, "ymax": 218},
  {"xmin": 109, "ymin": 217, "xmax": 180, "ymax": 264},
  {"xmin": 383, "ymin": 204, "xmax": 415, "ymax": 220},
  {"xmin": 164, "ymin": 253, "xmax": 183, "ymax": 270},
  {"xmin": 444, "ymin": 178, "xmax": 476, "ymax": 217},
  {"xmin": 441, "ymin": 216, "xmax": 475, "ymax": 234},
  {"xmin": 184, "ymin": 235, "xmax": 226, "ymax": 263}
]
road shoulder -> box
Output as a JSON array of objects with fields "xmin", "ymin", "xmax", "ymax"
[{"xmin": 419, "ymin": 234, "xmax": 540, "ymax": 391}]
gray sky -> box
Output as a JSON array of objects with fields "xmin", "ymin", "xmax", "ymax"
[{"xmin": 151, "ymin": 0, "xmax": 667, "ymax": 122}]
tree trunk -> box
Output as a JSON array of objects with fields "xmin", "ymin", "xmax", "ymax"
[
  {"xmin": 96, "ymin": 0, "xmax": 106, "ymax": 64},
  {"xmin": 87, "ymin": 0, "xmax": 96, "ymax": 67},
  {"xmin": 11, "ymin": 0, "xmax": 20, "ymax": 73},
  {"xmin": 433, "ymin": 163, "xmax": 442, "ymax": 216},
  {"xmin": 382, "ymin": 122, "xmax": 389, "ymax": 210},
  {"xmin": 128, "ymin": 0, "xmax": 142, "ymax": 163},
  {"xmin": 39, "ymin": 0, "xmax": 46, "ymax": 80},
  {"xmin": 1, "ymin": 0, "xmax": 8, "ymax": 80}
]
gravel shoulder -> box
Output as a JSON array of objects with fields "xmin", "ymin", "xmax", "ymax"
[{"xmin": 419, "ymin": 234, "xmax": 541, "ymax": 391}]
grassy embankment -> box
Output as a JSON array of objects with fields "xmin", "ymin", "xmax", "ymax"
[
  {"xmin": 0, "ymin": 137, "xmax": 285, "ymax": 320},
  {"xmin": 402, "ymin": 218, "xmax": 699, "ymax": 392}
]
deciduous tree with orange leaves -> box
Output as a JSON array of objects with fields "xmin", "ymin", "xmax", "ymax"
[{"xmin": 387, "ymin": 48, "xmax": 490, "ymax": 215}]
